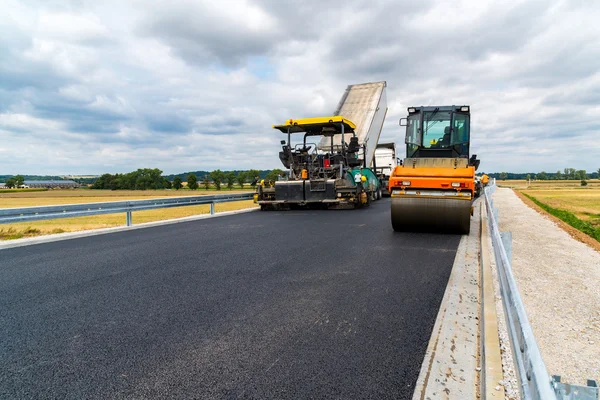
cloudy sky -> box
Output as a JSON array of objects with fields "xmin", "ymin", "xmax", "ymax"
[{"xmin": 1, "ymin": 0, "xmax": 599, "ymax": 175}]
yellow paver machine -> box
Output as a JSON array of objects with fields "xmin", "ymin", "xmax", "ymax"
[
  {"xmin": 256, "ymin": 116, "xmax": 382, "ymax": 209},
  {"xmin": 389, "ymin": 106, "xmax": 480, "ymax": 234}
]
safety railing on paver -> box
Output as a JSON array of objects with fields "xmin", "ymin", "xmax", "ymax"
[
  {"xmin": 0, "ymin": 193, "xmax": 254, "ymax": 227},
  {"xmin": 483, "ymin": 181, "xmax": 599, "ymax": 400}
]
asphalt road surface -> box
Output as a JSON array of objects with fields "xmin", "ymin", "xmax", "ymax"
[{"xmin": 0, "ymin": 199, "xmax": 461, "ymax": 399}]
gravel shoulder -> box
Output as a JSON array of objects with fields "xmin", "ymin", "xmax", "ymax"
[{"xmin": 493, "ymin": 188, "xmax": 600, "ymax": 385}]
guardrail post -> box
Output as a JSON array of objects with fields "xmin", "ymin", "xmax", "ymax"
[
  {"xmin": 210, "ymin": 202, "xmax": 215, "ymax": 215},
  {"xmin": 552, "ymin": 376, "xmax": 600, "ymax": 399},
  {"xmin": 126, "ymin": 211, "xmax": 132, "ymax": 226}
]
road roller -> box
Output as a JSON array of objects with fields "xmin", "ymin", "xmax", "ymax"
[{"xmin": 389, "ymin": 105, "xmax": 480, "ymax": 234}]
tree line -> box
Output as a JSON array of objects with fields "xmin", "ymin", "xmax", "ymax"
[
  {"xmin": 491, "ymin": 168, "xmax": 600, "ymax": 181},
  {"xmin": 90, "ymin": 168, "xmax": 285, "ymax": 190},
  {"xmin": 163, "ymin": 169, "xmax": 274, "ymax": 182}
]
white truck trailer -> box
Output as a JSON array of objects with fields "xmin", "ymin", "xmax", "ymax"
[{"xmin": 373, "ymin": 142, "xmax": 397, "ymax": 196}]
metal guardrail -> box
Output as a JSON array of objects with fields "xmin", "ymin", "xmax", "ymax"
[
  {"xmin": 483, "ymin": 181, "xmax": 599, "ymax": 400},
  {"xmin": 0, "ymin": 193, "xmax": 254, "ymax": 226}
]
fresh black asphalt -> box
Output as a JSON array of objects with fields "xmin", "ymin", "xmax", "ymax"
[{"xmin": 0, "ymin": 198, "xmax": 461, "ymax": 399}]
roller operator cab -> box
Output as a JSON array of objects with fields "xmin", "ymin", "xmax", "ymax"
[{"xmin": 389, "ymin": 106, "xmax": 480, "ymax": 234}]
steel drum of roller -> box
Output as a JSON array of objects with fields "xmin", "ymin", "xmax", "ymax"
[{"xmin": 391, "ymin": 196, "xmax": 471, "ymax": 234}]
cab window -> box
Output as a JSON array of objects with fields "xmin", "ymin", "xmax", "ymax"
[{"xmin": 452, "ymin": 113, "xmax": 469, "ymax": 145}]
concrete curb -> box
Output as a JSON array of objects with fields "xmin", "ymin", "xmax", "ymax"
[
  {"xmin": 0, "ymin": 207, "xmax": 259, "ymax": 250},
  {"xmin": 480, "ymin": 204, "xmax": 506, "ymax": 398},
  {"xmin": 412, "ymin": 201, "xmax": 482, "ymax": 399}
]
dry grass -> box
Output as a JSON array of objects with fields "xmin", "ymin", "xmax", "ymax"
[
  {"xmin": 0, "ymin": 189, "xmax": 257, "ymax": 240},
  {"xmin": 513, "ymin": 190, "xmax": 600, "ymax": 251},
  {"xmin": 497, "ymin": 179, "xmax": 600, "ymax": 189},
  {"xmin": 519, "ymin": 187, "xmax": 600, "ymax": 228}
]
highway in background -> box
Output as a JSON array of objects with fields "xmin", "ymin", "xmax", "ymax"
[{"xmin": 0, "ymin": 199, "xmax": 460, "ymax": 399}]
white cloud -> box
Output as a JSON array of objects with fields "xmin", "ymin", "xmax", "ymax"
[{"xmin": 0, "ymin": 0, "xmax": 599, "ymax": 175}]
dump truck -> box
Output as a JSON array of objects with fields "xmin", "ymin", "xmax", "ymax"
[
  {"xmin": 373, "ymin": 142, "xmax": 397, "ymax": 196},
  {"xmin": 388, "ymin": 105, "xmax": 480, "ymax": 234},
  {"xmin": 318, "ymin": 81, "xmax": 388, "ymax": 168},
  {"xmin": 256, "ymin": 82, "xmax": 387, "ymax": 209}
]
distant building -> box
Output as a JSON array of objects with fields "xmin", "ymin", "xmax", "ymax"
[
  {"xmin": 24, "ymin": 180, "xmax": 81, "ymax": 189},
  {"xmin": 60, "ymin": 175, "xmax": 99, "ymax": 179}
]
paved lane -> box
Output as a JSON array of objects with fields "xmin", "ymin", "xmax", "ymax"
[{"xmin": 0, "ymin": 199, "xmax": 461, "ymax": 399}]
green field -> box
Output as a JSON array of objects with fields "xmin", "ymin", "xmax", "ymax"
[
  {"xmin": 498, "ymin": 179, "xmax": 600, "ymax": 189},
  {"xmin": 520, "ymin": 187, "xmax": 600, "ymax": 228},
  {"xmin": 507, "ymin": 180, "xmax": 600, "ymax": 243}
]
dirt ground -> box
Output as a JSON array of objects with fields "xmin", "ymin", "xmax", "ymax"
[{"xmin": 492, "ymin": 188, "xmax": 600, "ymax": 385}]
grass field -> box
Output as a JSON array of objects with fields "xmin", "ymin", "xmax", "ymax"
[
  {"xmin": 0, "ymin": 189, "xmax": 258, "ymax": 240},
  {"xmin": 519, "ymin": 187, "xmax": 600, "ymax": 229},
  {"xmin": 497, "ymin": 179, "xmax": 600, "ymax": 189},
  {"xmin": 0, "ymin": 188, "xmax": 49, "ymax": 193},
  {"xmin": 497, "ymin": 179, "xmax": 600, "ymax": 245}
]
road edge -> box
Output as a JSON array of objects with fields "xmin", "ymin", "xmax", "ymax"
[
  {"xmin": 411, "ymin": 201, "xmax": 481, "ymax": 399},
  {"xmin": 480, "ymin": 203, "xmax": 506, "ymax": 398}
]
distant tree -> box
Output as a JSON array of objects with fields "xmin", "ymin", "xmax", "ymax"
[
  {"xmin": 265, "ymin": 168, "xmax": 284, "ymax": 183},
  {"xmin": 132, "ymin": 168, "xmax": 164, "ymax": 190},
  {"xmin": 581, "ymin": 179, "xmax": 588, "ymax": 186},
  {"xmin": 91, "ymin": 173, "xmax": 114, "ymax": 189},
  {"xmin": 247, "ymin": 169, "xmax": 261, "ymax": 186},
  {"xmin": 236, "ymin": 172, "xmax": 246, "ymax": 189},
  {"xmin": 210, "ymin": 169, "xmax": 225, "ymax": 190},
  {"xmin": 202, "ymin": 175, "xmax": 211, "ymax": 190},
  {"xmin": 538, "ymin": 171, "xmax": 548, "ymax": 180},
  {"xmin": 14, "ymin": 175, "xmax": 24, "ymax": 187},
  {"xmin": 90, "ymin": 169, "xmax": 166, "ymax": 190},
  {"xmin": 597, "ymin": 167, "xmax": 600, "ymax": 177},
  {"xmin": 225, "ymin": 172, "xmax": 236, "ymax": 190},
  {"xmin": 173, "ymin": 176, "xmax": 183, "ymax": 190},
  {"xmin": 5, "ymin": 177, "xmax": 16, "ymax": 188},
  {"xmin": 526, "ymin": 174, "xmax": 531, "ymax": 182},
  {"xmin": 577, "ymin": 170, "xmax": 588, "ymax": 180},
  {"xmin": 555, "ymin": 170, "xmax": 562, "ymax": 180},
  {"xmin": 499, "ymin": 172, "xmax": 508, "ymax": 181},
  {"xmin": 163, "ymin": 178, "xmax": 172, "ymax": 189},
  {"xmin": 187, "ymin": 173, "xmax": 198, "ymax": 190}
]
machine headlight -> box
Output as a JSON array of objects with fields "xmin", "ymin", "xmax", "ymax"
[
  {"xmin": 402, "ymin": 181, "xmax": 411, "ymax": 186},
  {"xmin": 460, "ymin": 106, "xmax": 469, "ymax": 112},
  {"xmin": 408, "ymin": 107, "xmax": 416, "ymax": 113}
]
